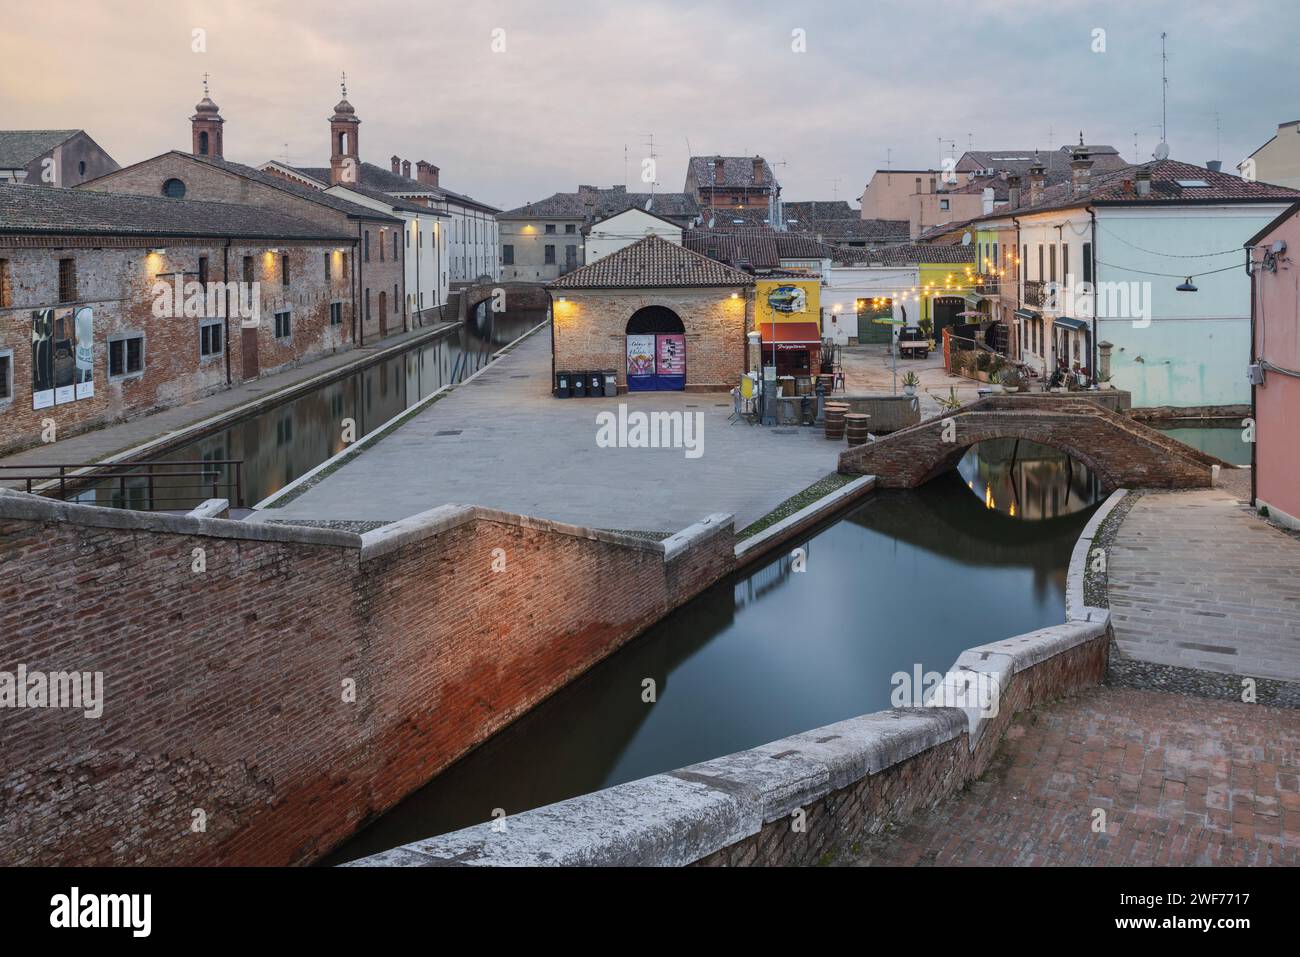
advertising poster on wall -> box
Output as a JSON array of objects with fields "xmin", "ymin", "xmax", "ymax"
[
  {"xmin": 755, "ymin": 277, "xmax": 822, "ymax": 328},
  {"xmin": 656, "ymin": 334, "xmax": 686, "ymax": 390},
  {"xmin": 626, "ymin": 333, "xmax": 656, "ymax": 391},
  {"xmin": 31, "ymin": 309, "xmax": 54, "ymax": 410},
  {"xmin": 74, "ymin": 306, "xmax": 95, "ymax": 400},
  {"xmin": 53, "ymin": 307, "xmax": 77, "ymax": 405}
]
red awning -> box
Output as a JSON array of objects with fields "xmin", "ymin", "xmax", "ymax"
[{"xmin": 759, "ymin": 322, "xmax": 822, "ymax": 345}]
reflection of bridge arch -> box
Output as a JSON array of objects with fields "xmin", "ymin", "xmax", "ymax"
[
  {"xmin": 839, "ymin": 395, "xmax": 1222, "ymax": 491},
  {"xmin": 461, "ymin": 281, "xmax": 552, "ymax": 322}
]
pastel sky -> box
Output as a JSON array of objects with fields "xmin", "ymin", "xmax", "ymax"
[{"xmin": 1, "ymin": 0, "xmax": 1295, "ymax": 210}]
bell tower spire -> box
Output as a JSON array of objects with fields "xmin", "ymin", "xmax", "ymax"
[
  {"xmin": 191, "ymin": 74, "xmax": 224, "ymax": 159},
  {"xmin": 329, "ymin": 71, "xmax": 360, "ymax": 185}
]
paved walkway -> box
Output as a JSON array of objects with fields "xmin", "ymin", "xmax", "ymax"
[
  {"xmin": 839, "ymin": 344, "xmax": 981, "ymax": 417},
  {"xmin": 0, "ymin": 323, "xmax": 454, "ymax": 479},
  {"xmin": 259, "ymin": 327, "xmax": 843, "ymax": 533},
  {"xmin": 851, "ymin": 687, "xmax": 1300, "ymax": 865},
  {"xmin": 1108, "ymin": 488, "xmax": 1300, "ymax": 682}
]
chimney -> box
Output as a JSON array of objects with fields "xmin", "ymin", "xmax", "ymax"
[
  {"xmin": 401, "ymin": 159, "xmax": 411, "ymax": 179},
  {"xmin": 1206, "ymin": 160, "xmax": 1223, "ymax": 173},
  {"xmin": 752, "ymin": 156, "xmax": 764, "ymax": 185},
  {"xmin": 1135, "ymin": 166, "xmax": 1152, "ymax": 197},
  {"xmin": 416, "ymin": 160, "xmax": 431, "ymax": 184},
  {"xmin": 391, "ymin": 155, "xmax": 401, "ymax": 174},
  {"xmin": 1007, "ymin": 174, "xmax": 1022, "ymax": 208},
  {"xmin": 1070, "ymin": 140, "xmax": 1094, "ymax": 196},
  {"xmin": 1027, "ymin": 156, "xmax": 1046, "ymax": 206},
  {"xmin": 714, "ymin": 157, "xmax": 725, "ymax": 185}
]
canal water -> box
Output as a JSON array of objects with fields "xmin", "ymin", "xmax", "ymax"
[
  {"xmin": 77, "ymin": 308, "xmax": 544, "ymax": 510},
  {"xmin": 1153, "ymin": 420, "xmax": 1251, "ymax": 466},
  {"xmin": 325, "ymin": 439, "xmax": 1101, "ymax": 864}
]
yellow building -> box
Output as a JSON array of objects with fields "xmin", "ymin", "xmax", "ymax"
[{"xmin": 755, "ymin": 277, "xmax": 823, "ymax": 377}]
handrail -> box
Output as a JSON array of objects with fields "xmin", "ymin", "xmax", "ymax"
[{"xmin": 0, "ymin": 459, "xmax": 244, "ymax": 510}]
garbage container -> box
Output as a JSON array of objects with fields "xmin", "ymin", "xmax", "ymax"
[
  {"xmin": 572, "ymin": 371, "xmax": 587, "ymax": 398},
  {"xmin": 601, "ymin": 369, "xmax": 618, "ymax": 397},
  {"xmin": 588, "ymin": 371, "xmax": 604, "ymax": 397},
  {"xmin": 554, "ymin": 371, "xmax": 572, "ymax": 398}
]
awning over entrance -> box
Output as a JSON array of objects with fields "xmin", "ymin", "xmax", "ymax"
[
  {"xmin": 1052, "ymin": 315, "xmax": 1089, "ymax": 332},
  {"xmin": 1014, "ymin": 309, "xmax": 1039, "ymax": 321},
  {"xmin": 759, "ymin": 322, "xmax": 822, "ymax": 347}
]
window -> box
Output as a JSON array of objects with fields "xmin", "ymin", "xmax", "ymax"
[
  {"xmin": 58, "ymin": 258, "xmax": 77, "ymax": 303},
  {"xmin": 330, "ymin": 301, "xmax": 342, "ymax": 326},
  {"xmin": 198, "ymin": 256, "xmax": 209, "ymax": 287},
  {"xmin": 0, "ymin": 350, "xmax": 11, "ymax": 402},
  {"xmin": 393, "ymin": 284, "xmax": 399, "ymax": 313},
  {"xmin": 406, "ymin": 228, "xmax": 411, "ymax": 248},
  {"xmin": 324, "ymin": 252, "xmax": 332, "ymax": 280},
  {"xmin": 379, "ymin": 232, "xmax": 385, "ymax": 262},
  {"xmin": 1049, "ymin": 245, "xmax": 1056, "ymax": 283},
  {"xmin": 340, "ymin": 253, "xmax": 348, "ymax": 280},
  {"xmin": 109, "ymin": 334, "xmax": 144, "ymax": 378},
  {"xmin": 939, "ymin": 199, "xmax": 950, "ymax": 211},
  {"xmin": 1037, "ymin": 244, "xmax": 1044, "ymax": 281},
  {"xmin": 544, "ymin": 245, "xmax": 555, "ymax": 264},
  {"xmin": 502, "ymin": 244, "xmax": 514, "ymax": 265},
  {"xmin": 565, "ymin": 224, "xmax": 576, "ymax": 234},
  {"xmin": 281, "ymin": 255, "xmax": 290, "ymax": 286},
  {"xmin": 1082, "ymin": 242, "xmax": 1093, "ymax": 284},
  {"xmin": 364, "ymin": 231, "xmax": 371, "ymax": 262},
  {"xmin": 545, "ymin": 224, "xmax": 556, "ymax": 234},
  {"xmin": 365, "ymin": 287, "xmax": 370, "ymax": 322},
  {"xmin": 392, "ymin": 232, "xmax": 398, "ymax": 258},
  {"xmin": 274, "ymin": 310, "xmax": 291, "ymax": 339},
  {"xmin": 1062, "ymin": 244, "xmax": 1070, "ymax": 283},
  {"xmin": 200, "ymin": 318, "xmax": 223, "ymax": 358},
  {"xmin": 162, "ymin": 178, "xmax": 186, "ymax": 199},
  {"xmin": 242, "ymin": 255, "xmax": 253, "ymax": 284},
  {"xmin": 199, "ymin": 132, "xmax": 209, "ymax": 156},
  {"xmin": 0, "ymin": 258, "xmax": 10, "ymax": 308},
  {"xmin": 565, "ymin": 245, "xmax": 578, "ymax": 269}
]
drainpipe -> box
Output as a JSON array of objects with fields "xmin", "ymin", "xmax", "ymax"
[
  {"xmin": 1012, "ymin": 216, "xmax": 1021, "ymax": 360},
  {"xmin": 403, "ymin": 218, "xmax": 409, "ymax": 334},
  {"xmin": 413, "ymin": 215, "xmax": 421, "ymax": 329},
  {"xmin": 222, "ymin": 238, "xmax": 231, "ymax": 385},
  {"xmin": 356, "ymin": 221, "xmax": 364, "ymax": 347},
  {"xmin": 1248, "ymin": 248, "xmax": 1257, "ymax": 506},
  {"xmin": 1088, "ymin": 207, "xmax": 1099, "ymax": 385}
]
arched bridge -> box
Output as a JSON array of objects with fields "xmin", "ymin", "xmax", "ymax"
[
  {"xmin": 838, "ymin": 395, "xmax": 1226, "ymax": 491},
  {"xmin": 459, "ymin": 280, "xmax": 552, "ymax": 322}
]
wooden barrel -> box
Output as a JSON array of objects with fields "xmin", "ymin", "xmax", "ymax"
[
  {"xmin": 823, "ymin": 403, "xmax": 848, "ymax": 440},
  {"xmin": 844, "ymin": 412, "xmax": 871, "ymax": 446}
]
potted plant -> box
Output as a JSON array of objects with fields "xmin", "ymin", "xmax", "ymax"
[
  {"xmin": 998, "ymin": 367, "xmax": 1024, "ymax": 393},
  {"xmin": 901, "ymin": 371, "xmax": 920, "ymax": 396},
  {"xmin": 938, "ymin": 386, "xmax": 963, "ymax": 413}
]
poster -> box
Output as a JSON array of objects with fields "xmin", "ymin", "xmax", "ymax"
[
  {"xmin": 626, "ymin": 334, "xmax": 655, "ymax": 377},
  {"xmin": 755, "ymin": 278, "xmax": 821, "ymax": 328},
  {"xmin": 31, "ymin": 309, "xmax": 54, "ymax": 410},
  {"xmin": 657, "ymin": 334, "xmax": 685, "ymax": 376},
  {"xmin": 52, "ymin": 307, "xmax": 76, "ymax": 405},
  {"xmin": 74, "ymin": 306, "xmax": 94, "ymax": 400}
]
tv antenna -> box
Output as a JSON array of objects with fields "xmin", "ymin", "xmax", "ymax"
[{"xmin": 1160, "ymin": 32, "xmax": 1169, "ymax": 144}]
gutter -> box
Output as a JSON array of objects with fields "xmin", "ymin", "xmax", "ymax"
[{"xmin": 1249, "ymin": 247, "xmax": 1258, "ymax": 506}]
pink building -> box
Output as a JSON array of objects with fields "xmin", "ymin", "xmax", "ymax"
[{"xmin": 1247, "ymin": 203, "xmax": 1300, "ymax": 529}]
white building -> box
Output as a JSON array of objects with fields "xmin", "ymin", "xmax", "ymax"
[{"xmin": 586, "ymin": 207, "xmax": 683, "ymax": 262}]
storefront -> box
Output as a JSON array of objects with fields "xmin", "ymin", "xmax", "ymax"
[{"xmin": 755, "ymin": 277, "xmax": 823, "ymax": 380}]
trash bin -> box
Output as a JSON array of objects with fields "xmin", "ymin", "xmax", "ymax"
[
  {"xmin": 588, "ymin": 371, "xmax": 604, "ymax": 397},
  {"xmin": 602, "ymin": 369, "xmax": 618, "ymax": 397},
  {"xmin": 554, "ymin": 371, "xmax": 572, "ymax": 398},
  {"xmin": 572, "ymin": 371, "xmax": 587, "ymax": 398}
]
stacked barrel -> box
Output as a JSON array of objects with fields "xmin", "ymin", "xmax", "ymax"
[{"xmin": 823, "ymin": 403, "xmax": 849, "ymax": 440}]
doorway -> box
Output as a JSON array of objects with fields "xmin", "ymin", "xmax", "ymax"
[{"xmin": 625, "ymin": 306, "xmax": 686, "ymax": 391}]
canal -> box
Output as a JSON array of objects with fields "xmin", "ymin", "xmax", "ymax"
[
  {"xmin": 78, "ymin": 307, "xmax": 545, "ymax": 510},
  {"xmin": 326, "ymin": 438, "xmax": 1102, "ymax": 864}
]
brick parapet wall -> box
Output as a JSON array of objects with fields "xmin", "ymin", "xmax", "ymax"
[{"xmin": 0, "ymin": 489, "xmax": 735, "ymax": 866}]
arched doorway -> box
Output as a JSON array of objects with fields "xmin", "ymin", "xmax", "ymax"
[{"xmin": 625, "ymin": 306, "xmax": 685, "ymax": 391}]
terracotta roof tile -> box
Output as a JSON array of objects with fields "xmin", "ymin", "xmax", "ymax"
[{"xmin": 549, "ymin": 234, "xmax": 754, "ymax": 288}]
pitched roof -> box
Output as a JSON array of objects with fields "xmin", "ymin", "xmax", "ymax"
[
  {"xmin": 500, "ymin": 187, "xmax": 698, "ymax": 223},
  {"xmin": 0, "ymin": 182, "xmax": 354, "ymax": 241},
  {"xmin": 0, "ymin": 130, "xmax": 80, "ymax": 169},
  {"xmin": 685, "ymin": 155, "xmax": 779, "ymax": 191},
  {"xmin": 837, "ymin": 244, "xmax": 978, "ymax": 267},
  {"xmin": 683, "ymin": 227, "xmax": 842, "ymax": 268},
  {"xmin": 549, "ymin": 234, "xmax": 754, "ymax": 288},
  {"xmin": 278, "ymin": 162, "xmax": 500, "ymax": 213},
  {"xmin": 328, "ymin": 181, "xmax": 447, "ymax": 215},
  {"xmin": 957, "ymin": 144, "xmax": 1127, "ymax": 175}
]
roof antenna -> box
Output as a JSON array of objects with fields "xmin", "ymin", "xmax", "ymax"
[
  {"xmin": 202, "ymin": 72, "xmax": 210, "ymax": 97},
  {"xmin": 1160, "ymin": 32, "xmax": 1168, "ymax": 144},
  {"xmin": 341, "ymin": 71, "xmax": 348, "ymax": 98}
]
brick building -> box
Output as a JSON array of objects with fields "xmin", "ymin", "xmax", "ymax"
[
  {"xmin": 549, "ymin": 235, "xmax": 754, "ymax": 393},
  {"xmin": 684, "ymin": 155, "xmax": 780, "ymax": 212},
  {"xmin": 0, "ymin": 183, "xmax": 355, "ymax": 455},
  {"xmin": 76, "ymin": 88, "xmax": 405, "ymax": 345},
  {"xmin": 0, "ymin": 129, "xmax": 119, "ymax": 187}
]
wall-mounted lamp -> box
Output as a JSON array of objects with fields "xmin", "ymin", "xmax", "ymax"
[
  {"xmin": 149, "ymin": 248, "xmax": 166, "ymax": 256},
  {"xmin": 557, "ymin": 296, "xmax": 567, "ymax": 303}
]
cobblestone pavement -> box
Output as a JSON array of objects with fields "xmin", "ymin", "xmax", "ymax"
[
  {"xmin": 1108, "ymin": 488, "xmax": 1300, "ymax": 682},
  {"xmin": 838, "ymin": 344, "xmax": 980, "ymax": 417},
  {"xmin": 850, "ymin": 687, "xmax": 1300, "ymax": 865}
]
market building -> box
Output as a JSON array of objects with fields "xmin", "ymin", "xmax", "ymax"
[{"xmin": 548, "ymin": 235, "xmax": 753, "ymax": 393}]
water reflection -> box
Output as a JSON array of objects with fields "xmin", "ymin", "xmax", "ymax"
[
  {"xmin": 75, "ymin": 310, "xmax": 546, "ymax": 510},
  {"xmin": 957, "ymin": 438, "xmax": 1100, "ymax": 519},
  {"xmin": 1155, "ymin": 423, "xmax": 1250, "ymax": 466},
  {"xmin": 324, "ymin": 448, "xmax": 1098, "ymax": 864}
]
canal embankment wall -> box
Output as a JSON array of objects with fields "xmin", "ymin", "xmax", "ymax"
[
  {"xmin": 347, "ymin": 493, "xmax": 1126, "ymax": 867},
  {"xmin": 0, "ymin": 487, "xmax": 733, "ymax": 866}
]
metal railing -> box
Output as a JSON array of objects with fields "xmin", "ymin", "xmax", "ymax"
[{"xmin": 0, "ymin": 459, "xmax": 243, "ymax": 511}]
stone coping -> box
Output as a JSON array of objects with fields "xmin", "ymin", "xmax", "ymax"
[
  {"xmin": 347, "ymin": 519, "xmax": 1114, "ymax": 866},
  {"xmin": 734, "ymin": 476, "xmax": 875, "ymax": 566},
  {"xmin": 1065, "ymin": 488, "xmax": 1127, "ymax": 624}
]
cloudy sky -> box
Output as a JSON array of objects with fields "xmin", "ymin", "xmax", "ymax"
[{"xmin": 1, "ymin": 0, "xmax": 1294, "ymax": 210}]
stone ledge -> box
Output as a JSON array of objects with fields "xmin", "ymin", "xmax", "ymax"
[{"xmin": 1065, "ymin": 488, "xmax": 1126, "ymax": 621}]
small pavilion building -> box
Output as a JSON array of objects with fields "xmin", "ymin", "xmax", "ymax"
[{"xmin": 548, "ymin": 235, "xmax": 755, "ymax": 393}]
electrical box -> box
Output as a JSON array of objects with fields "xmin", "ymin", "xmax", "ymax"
[{"xmin": 1247, "ymin": 363, "xmax": 1264, "ymax": 386}]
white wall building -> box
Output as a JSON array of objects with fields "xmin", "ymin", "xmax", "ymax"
[
  {"xmin": 586, "ymin": 207, "xmax": 683, "ymax": 263},
  {"xmin": 823, "ymin": 265, "xmax": 919, "ymax": 345}
]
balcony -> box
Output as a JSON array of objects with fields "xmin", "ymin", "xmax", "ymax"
[{"xmin": 1023, "ymin": 279, "xmax": 1046, "ymax": 307}]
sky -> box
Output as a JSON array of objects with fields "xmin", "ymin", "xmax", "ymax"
[{"xmin": 1, "ymin": 0, "xmax": 1296, "ymax": 211}]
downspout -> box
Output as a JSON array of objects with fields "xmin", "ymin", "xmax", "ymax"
[
  {"xmin": 1248, "ymin": 247, "xmax": 1257, "ymax": 506},
  {"xmin": 356, "ymin": 221, "xmax": 364, "ymax": 347},
  {"xmin": 1088, "ymin": 206, "xmax": 1099, "ymax": 385},
  {"xmin": 413, "ymin": 215, "xmax": 421, "ymax": 328},
  {"xmin": 222, "ymin": 238, "xmax": 231, "ymax": 385},
  {"xmin": 1012, "ymin": 216, "xmax": 1021, "ymax": 360},
  {"xmin": 403, "ymin": 217, "xmax": 409, "ymax": 334}
]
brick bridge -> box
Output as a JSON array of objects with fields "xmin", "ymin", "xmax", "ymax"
[
  {"xmin": 838, "ymin": 395, "xmax": 1224, "ymax": 490},
  {"xmin": 459, "ymin": 280, "xmax": 552, "ymax": 322}
]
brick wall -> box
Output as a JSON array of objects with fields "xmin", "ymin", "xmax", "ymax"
[
  {"xmin": 553, "ymin": 287, "xmax": 751, "ymax": 392},
  {"xmin": 0, "ymin": 493, "xmax": 734, "ymax": 865},
  {"xmin": 0, "ymin": 237, "xmax": 353, "ymax": 455},
  {"xmin": 79, "ymin": 153, "xmax": 406, "ymax": 345}
]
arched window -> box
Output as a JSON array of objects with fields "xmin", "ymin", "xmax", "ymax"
[
  {"xmin": 199, "ymin": 131, "xmax": 209, "ymax": 155},
  {"xmin": 626, "ymin": 306, "xmax": 685, "ymax": 335},
  {"xmin": 162, "ymin": 178, "xmax": 186, "ymax": 199}
]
